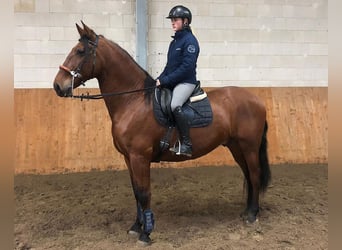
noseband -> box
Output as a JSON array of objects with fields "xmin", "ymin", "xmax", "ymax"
[{"xmin": 59, "ymin": 35, "xmax": 99, "ymax": 96}]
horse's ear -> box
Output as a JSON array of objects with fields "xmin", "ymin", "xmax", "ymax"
[
  {"xmin": 81, "ymin": 21, "xmax": 97, "ymax": 41},
  {"xmin": 76, "ymin": 22, "xmax": 84, "ymax": 37}
]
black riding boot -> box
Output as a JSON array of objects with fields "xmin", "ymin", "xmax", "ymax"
[{"xmin": 170, "ymin": 106, "xmax": 192, "ymax": 157}]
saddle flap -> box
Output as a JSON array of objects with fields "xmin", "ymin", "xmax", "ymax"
[{"xmin": 160, "ymin": 88, "xmax": 173, "ymax": 118}]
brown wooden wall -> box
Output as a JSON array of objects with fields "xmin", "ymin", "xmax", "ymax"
[{"xmin": 15, "ymin": 87, "xmax": 327, "ymax": 174}]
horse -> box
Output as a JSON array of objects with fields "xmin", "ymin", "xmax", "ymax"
[{"xmin": 53, "ymin": 22, "xmax": 271, "ymax": 245}]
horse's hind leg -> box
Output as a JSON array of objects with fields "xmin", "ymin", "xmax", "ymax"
[
  {"xmin": 227, "ymin": 141, "xmax": 260, "ymax": 223},
  {"xmin": 241, "ymin": 148, "xmax": 261, "ymax": 223}
]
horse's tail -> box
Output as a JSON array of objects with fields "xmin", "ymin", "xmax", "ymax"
[{"xmin": 259, "ymin": 121, "xmax": 271, "ymax": 192}]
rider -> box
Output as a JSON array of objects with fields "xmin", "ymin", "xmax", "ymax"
[{"xmin": 156, "ymin": 5, "xmax": 200, "ymax": 157}]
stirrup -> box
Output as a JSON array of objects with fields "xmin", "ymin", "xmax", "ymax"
[
  {"xmin": 169, "ymin": 140, "xmax": 192, "ymax": 157},
  {"xmin": 169, "ymin": 139, "xmax": 181, "ymax": 154}
]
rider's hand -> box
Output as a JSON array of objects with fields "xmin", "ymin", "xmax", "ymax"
[{"xmin": 156, "ymin": 79, "xmax": 161, "ymax": 86}]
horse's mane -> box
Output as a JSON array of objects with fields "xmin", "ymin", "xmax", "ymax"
[{"xmin": 100, "ymin": 35, "xmax": 156, "ymax": 103}]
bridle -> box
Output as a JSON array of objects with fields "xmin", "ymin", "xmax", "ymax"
[
  {"xmin": 58, "ymin": 34, "xmax": 156, "ymax": 100},
  {"xmin": 59, "ymin": 35, "xmax": 99, "ymax": 97}
]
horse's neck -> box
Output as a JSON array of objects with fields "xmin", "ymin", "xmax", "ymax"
[
  {"xmin": 97, "ymin": 41, "xmax": 150, "ymax": 118},
  {"xmin": 98, "ymin": 55, "xmax": 145, "ymax": 92}
]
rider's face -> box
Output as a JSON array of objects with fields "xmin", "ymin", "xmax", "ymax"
[{"xmin": 171, "ymin": 18, "xmax": 183, "ymax": 31}]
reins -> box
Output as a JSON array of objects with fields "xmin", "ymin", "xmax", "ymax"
[{"xmin": 70, "ymin": 86, "xmax": 157, "ymax": 101}]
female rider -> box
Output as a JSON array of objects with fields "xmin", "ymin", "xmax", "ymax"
[{"xmin": 156, "ymin": 5, "xmax": 200, "ymax": 157}]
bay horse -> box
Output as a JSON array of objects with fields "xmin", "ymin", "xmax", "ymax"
[{"xmin": 53, "ymin": 22, "xmax": 271, "ymax": 245}]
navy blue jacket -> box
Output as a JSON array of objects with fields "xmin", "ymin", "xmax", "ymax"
[{"xmin": 158, "ymin": 29, "xmax": 200, "ymax": 89}]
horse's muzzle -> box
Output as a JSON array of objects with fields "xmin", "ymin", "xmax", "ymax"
[{"xmin": 53, "ymin": 82, "xmax": 72, "ymax": 97}]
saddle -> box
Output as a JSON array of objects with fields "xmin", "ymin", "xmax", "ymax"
[
  {"xmin": 153, "ymin": 82, "xmax": 213, "ymax": 128},
  {"xmin": 153, "ymin": 82, "xmax": 213, "ymax": 152}
]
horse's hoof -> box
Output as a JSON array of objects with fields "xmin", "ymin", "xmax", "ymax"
[
  {"xmin": 241, "ymin": 210, "xmax": 259, "ymax": 224},
  {"xmin": 127, "ymin": 230, "xmax": 140, "ymax": 238},
  {"xmin": 246, "ymin": 214, "xmax": 259, "ymax": 224},
  {"xmin": 127, "ymin": 223, "xmax": 142, "ymax": 237},
  {"xmin": 137, "ymin": 233, "xmax": 152, "ymax": 246},
  {"xmin": 246, "ymin": 217, "xmax": 259, "ymax": 224},
  {"xmin": 137, "ymin": 240, "xmax": 152, "ymax": 247}
]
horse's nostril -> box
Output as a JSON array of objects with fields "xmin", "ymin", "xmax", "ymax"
[
  {"xmin": 53, "ymin": 83, "xmax": 62, "ymax": 96},
  {"xmin": 53, "ymin": 82, "xmax": 66, "ymax": 97},
  {"xmin": 53, "ymin": 83, "xmax": 59, "ymax": 91}
]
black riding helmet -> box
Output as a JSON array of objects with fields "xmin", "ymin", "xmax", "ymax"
[{"xmin": 166, "ymin": 5, "xmax": 192, "ymax": 24}]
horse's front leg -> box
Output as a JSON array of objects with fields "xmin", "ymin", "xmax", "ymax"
[{"xmin": 125, "ymin": 155, "xmax": 154, "ymax": 245}]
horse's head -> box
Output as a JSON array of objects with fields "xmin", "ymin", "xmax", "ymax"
[{"xmin": 53, "ymin": 21, "xmax": 99, "ymax": 97}]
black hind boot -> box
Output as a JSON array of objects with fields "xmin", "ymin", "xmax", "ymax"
[{"xmin": 170, "ymin": 106, "xmax": 192, "ymax": 157}]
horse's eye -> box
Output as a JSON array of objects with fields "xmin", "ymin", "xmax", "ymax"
[{"xmin": 76, "ymin": 48, "xmax": 85, "ymax": 55}]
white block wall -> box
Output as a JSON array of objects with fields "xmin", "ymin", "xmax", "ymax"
[
  {"xmin": 14, "ymin": 0, "xmax": 328, "ymax": 88},
  {"xmin": 14, "ymin": 0, "xmax": 136, "ymax": 88}
]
